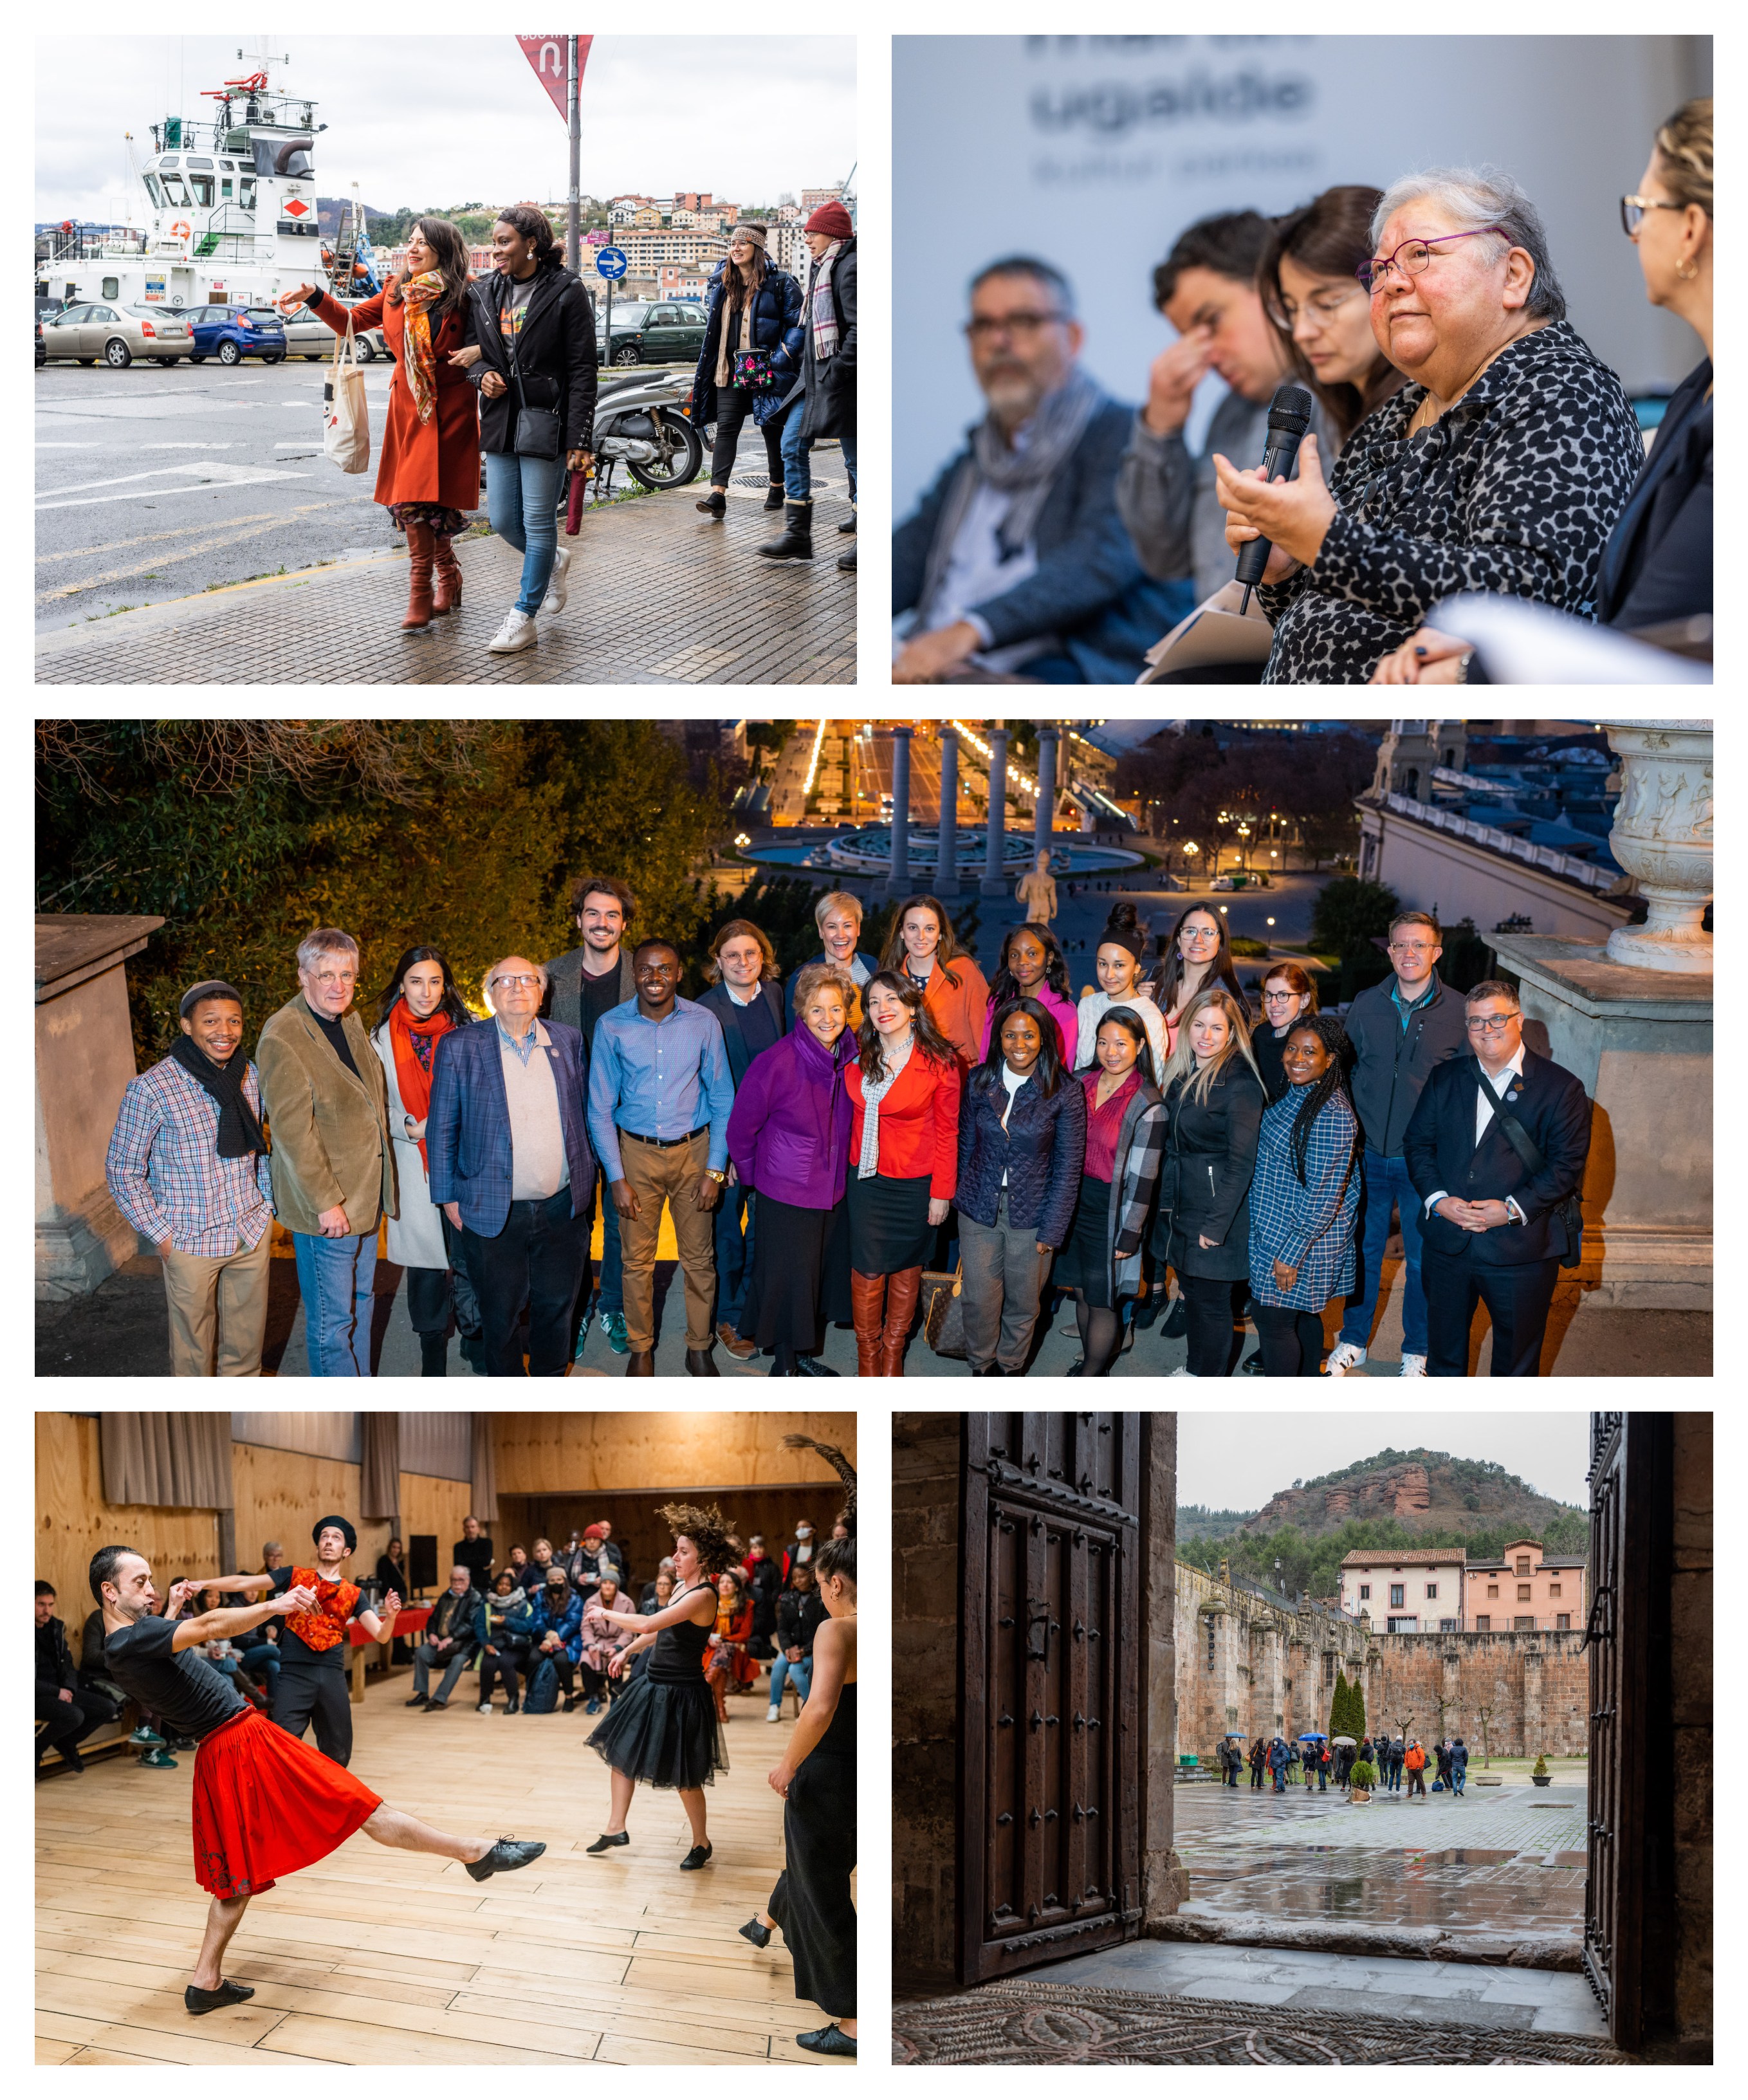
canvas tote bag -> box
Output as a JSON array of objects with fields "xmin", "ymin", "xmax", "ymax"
[{"xmin": 324, "ymin": 316, "xmax": 371, "ymax": 474}]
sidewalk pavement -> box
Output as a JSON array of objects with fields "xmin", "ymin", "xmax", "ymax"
[{"xmin": 35, "ymin": 460, "xmax": 855, "ymax": 686}]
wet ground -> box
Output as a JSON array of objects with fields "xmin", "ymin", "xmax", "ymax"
[{"xmin": 1173, "ymin": 1780, "xmax": 1587, "ymax": 1946}]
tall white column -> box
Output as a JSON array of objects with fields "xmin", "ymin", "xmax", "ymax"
[
  {"xmin": 885, "ymin": 726, "xmax": 912, "ymax": 899},
  {"xmin": 981, "ymin": 723, "xmax": 1009, "ymax": 896},
  {"xmin": 1034, "ymin": 725, "xmax": 1059, "ymax": 862},
  {"xmin": 935, "ymin": 726, "xmax": 960, "ymax": 897}
]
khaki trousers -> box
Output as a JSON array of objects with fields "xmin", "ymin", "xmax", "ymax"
[
  {"xmin": 617, "ymin": 1129, "xmax": 717, "ymax": 1351},
  {"xmin": 161, "ymin": 1232, "xmax": 272, "ymax": 1377}
]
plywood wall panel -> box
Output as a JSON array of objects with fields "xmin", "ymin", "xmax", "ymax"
[
  {"xmin": 230, "ymin": 1442, "xmax": 387, "ymax": 1581},
  {"xmin": 35, "ymin": 1413, "xmax": 219, "ymax": 1625},
  {"xmin": 493, "ymin": 1412, "xmax": 858, "ymax": 1497},
  {"xmin": 398, "ymin": 1471, "xmax": 477, "ymax": 1598}
]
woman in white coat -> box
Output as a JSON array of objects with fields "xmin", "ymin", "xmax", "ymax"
[{"xmin": 369, "ymin": 947, "xmax": 481, "ymax": 1375}]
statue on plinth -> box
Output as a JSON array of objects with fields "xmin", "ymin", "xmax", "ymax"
[{"xmin": 1015, "ymin": 849, "xmax": 1058, "ymax": 927}]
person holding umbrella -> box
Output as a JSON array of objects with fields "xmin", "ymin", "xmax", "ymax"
[{"xmin": 1249, "ymin": 1736, "xmax": 1266, "ymax": 1790}]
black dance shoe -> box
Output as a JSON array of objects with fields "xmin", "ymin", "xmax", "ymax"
[
  {"xmin": 185, "ymin": 1979, "xmax": 256, "ymax": 2016},
  {"xmin": 586, "ymin": 1830, "xmax": 630, "ymax": 1854},
  {"xmin": 738, "ymin": 1917, "xmax": 772, "ymax": 1948},
  {"xmin": 795, "ymin": 1355, "xmax": 838, "ymax": 1376},
  {"xmin": 798, "ymin": 2023, "xmax": 856, "ymax": 2056},
  {"xmin": 679, "ymin": 1841, "xmax": 714, "ymax": 1871},
  {"xmin": 465, "ymin": 1836, "xmax": 547, "ymax": 1882}
]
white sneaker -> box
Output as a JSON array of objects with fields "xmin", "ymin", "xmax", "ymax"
[
  {"xmin": 539, "ymin": 545, "xmax": 571, "ymax": 616},
  {"xmin": 1323, "ymin": 1341, "xmax": 1367, "ymax": 1376},
  {"xmin": 1400, "ymin": 1353, "xmax": 1428, "ymax": 1377},
  {"xmin": 1169, "ymin": 1367, "xmax": 1195, "ymax": 1377},
  {"xmin": 486, "ymin": 608, "xmax": 537, "ymax": 654},
  {"xmin": 766, "ymin": 1709, "xmax": 781, "ymax": 1724}
]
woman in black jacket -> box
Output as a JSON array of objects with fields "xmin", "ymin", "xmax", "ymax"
[
  {"xmin": 1154, "ymin": 988, "xmax": 1266, "ymax": 1377},
  {"xmin": 691, "ymin": 225, "xmax": 804, "ymax": 524},
  {"xmin": 466, "ymin": 205, "xmax": 598, "ymax": 658},
  {"xmin": 955, "ymin": 997, "xmax": 1087, "ymax": 1376},
  {"xmin": 761, "ymin": 205, "xmax": 858, "ymax": 569}
]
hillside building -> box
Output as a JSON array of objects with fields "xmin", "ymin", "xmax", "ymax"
[
  {"xmin": 1465, "ymin": 1536, "xmax": 1588, "ymax": 1632},
  {"xmin": 1338, "ymin": 1547, "xmax": 1468, "ymax": 1632}
]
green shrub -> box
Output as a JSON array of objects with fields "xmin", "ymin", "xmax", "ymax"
[
  {"xmin": 1349, "ymin": 1760, "xmax": 1377, "ymax": 1789},
  {"xmin": 1229, "ymin": 935, "xmax": 1271, "ymax": 958}
]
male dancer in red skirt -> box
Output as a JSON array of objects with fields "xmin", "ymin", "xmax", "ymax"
[{"xmin": 94, "ymin": 1543, "xmax": 542, "ymax": 2014}]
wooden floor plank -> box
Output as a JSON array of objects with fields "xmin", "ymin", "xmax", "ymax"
[
  {"xmin": 35, "ymin": 2039, "xmax": 80, "ymax": 2063},
  {"xmin": 260, "ymin": 2012, "xmax": 593, "ymax": 2065}
]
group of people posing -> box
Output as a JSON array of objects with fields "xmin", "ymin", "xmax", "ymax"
[
  {"xmin": 895, "ymin": 99, "xmax": 1712, "ymax": 683},
  {"xmin": 277, "ymin": 196, "xmax": 856, "ymax": 656},
  {"xmin": 1233, "ymin": 1733, "xmax": 1467, "ymax": 1796}
]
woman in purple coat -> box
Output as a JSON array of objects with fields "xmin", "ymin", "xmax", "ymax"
[{"xmin": 726, "ymin": 962, "xmax": 857, "ymax": 1376}]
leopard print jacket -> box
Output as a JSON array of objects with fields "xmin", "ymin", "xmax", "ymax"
[{"xmin": 1258, "ymin": 320, "xmax": 1643, "ymax": 684}]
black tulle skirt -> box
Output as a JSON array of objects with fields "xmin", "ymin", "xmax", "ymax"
[{"xmin": 585, "ymin": 1669, "xmax": 727, "ymax": 1791}]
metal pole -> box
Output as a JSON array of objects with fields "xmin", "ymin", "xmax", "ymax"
[
  {"xmin": 887, "ymin": 728, "xmax": 912, "ymax": 899},
  {"xmin": 935, "ymin": 727, "xmax": 961, "ymax": 898},
  {"xmin": 982, "ymin": 723, "xmax": 1009, "ymax": 896},
  {"xmin": 1034, "ymin": 726, "xmax": 1058, "ymax": 863},
  {"xmin": 566, "ymin": 36, "xmax": 580, "ymax": 275}
]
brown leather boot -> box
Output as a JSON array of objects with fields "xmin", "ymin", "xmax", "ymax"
[
  {"xmin": 401, "ymin": 520, "xmax": 436, "ymax": 630},
  {"xmin": 431, "ymin": 532, "xmax": 463, "ymax": 614},
  {"xmin": 879, "ymin": 1266, "xmax": 923, "ymax": 1377},
  {"xmin": 850, "ymin": 1269, "xmax": 886, "ymax": 1378}
]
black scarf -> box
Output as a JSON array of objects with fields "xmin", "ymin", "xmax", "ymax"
[{"xmin": 168, "ymin": 1035, "xmax": 269, "ymax": 1159}]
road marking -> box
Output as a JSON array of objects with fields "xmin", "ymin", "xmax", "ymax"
[
  {"xmin": 37, "ymin": 501, "xmax": 356, "ymax": 566},
  {"xmin": 36, "ymin": 460, "xmax": 312, "ymax": 510},
  {"xmin": 37, "ymin": 501, "xmax": 355, "ymax": 602},
  {"xmin": 136, "ymin": 441, "xmax": 243, "ymax": 449},
  {"xmin": 37, "ymin": 442, "xmax": 103, "ymax": 448}
]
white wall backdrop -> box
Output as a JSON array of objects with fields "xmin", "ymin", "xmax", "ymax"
[{"xmin": 894, "ymin": 34, "xmax": 1711, "ymax": 517}]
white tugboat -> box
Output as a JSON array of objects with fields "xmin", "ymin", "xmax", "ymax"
[{"xmin": 34, "ymin": 58, "xmax": 378, "ymax": 313}]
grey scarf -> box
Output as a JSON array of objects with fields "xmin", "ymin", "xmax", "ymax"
[{"xmin": 856, "ymin": 1031, "xmax": 915, "ymax": 1179}]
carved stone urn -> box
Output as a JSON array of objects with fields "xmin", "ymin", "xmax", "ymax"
[{"xmin": 1601, "ymin": 721, "xmax": 1713, "ymax": 974}]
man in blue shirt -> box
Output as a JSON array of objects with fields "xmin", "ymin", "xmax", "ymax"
[{"xmin": 587, "ymin": 941, "xmax": 735, "ymax": 1376}]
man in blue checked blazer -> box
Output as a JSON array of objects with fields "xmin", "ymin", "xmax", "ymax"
[{"xmin": 427, "ymin": 955, "xmax": 594, "ymax": 1377}]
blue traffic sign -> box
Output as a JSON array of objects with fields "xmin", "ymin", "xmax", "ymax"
[{"xmin": 596, "ymin": 246, "xmax": 628, "ymax": 281}]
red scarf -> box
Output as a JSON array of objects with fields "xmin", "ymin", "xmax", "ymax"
[
  {"xmin": 389, "ymin": 997, "xmax": 455, "ymax": 1170},
  {"xmin": 285, "ymin": 1566, "xmax": 361, "ymax": 1653}
]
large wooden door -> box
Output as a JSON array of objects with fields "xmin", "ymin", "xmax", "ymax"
[
  {"xmin": 1583, "ymin": 1411, "xmax": 1674, "ymax": 2051},
  {"xmin": 959, "ymin": 1412, "xmax": 1143, "ymax": 1984}
]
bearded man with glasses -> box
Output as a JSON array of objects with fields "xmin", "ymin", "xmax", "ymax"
[
  {"xmin": 893, "ymin": 254, "xmax": 1183, "ymax": 684},
  {"xmin": 1403, "ymin": 981, "xmax": 1590, "ymax": 1377}
]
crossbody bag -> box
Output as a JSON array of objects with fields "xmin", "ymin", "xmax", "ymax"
[
  {"xmin": 502, "ymin": 284, "xmax": 562, "ymax": 459},
  {"xmin": 1473, "ymin": 1058, "xmax": 1584, "ymax": 1267}
]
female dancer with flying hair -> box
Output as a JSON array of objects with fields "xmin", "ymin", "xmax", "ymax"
[{"xmin": 585, "ymin": 1501, "xmax": 732, "ymax": 1869}]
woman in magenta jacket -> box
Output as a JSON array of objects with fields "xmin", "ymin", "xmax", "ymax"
[
  {"xmin": 977, "ymin": 923, "xmax": 1077, "ymax": 1064},
  {"xmin": 727, "ymin": 962, "xmax": 856, "ymax": 1377}
]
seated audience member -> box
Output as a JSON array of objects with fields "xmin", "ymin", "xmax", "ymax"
[
  {"xmin": 744, "ymin": 1538, "xmax": 782, "ymax": 1659},
  {"xmin": 639, "ymin": 1556, "xmax": 678, "ymax": 1613},
  {"xmin": 893, "ymin": 255, "xmax": 1185, "ymax": 684},
  {"xmin": 1403, "ymin": 981, "xmax": 1592, "ymax": 1377},
  {"xmin": 37, "ymin": 1582, "xmax": 122, "ymax": 1774},
  {"xmin": 1257, "ymin": 187, "xmax": 1408, "ymax": 448},
  {"xmin": 784, "ymin": 892, "xmax": 879, "ymax": 1029},
  {"xmin": 405, "ymin": 1565, "xmax": 486, "ymax": 1713},
  {"xmin": 628, "ymin": 1569, "xmax": 677, "ymax": 1684},
  {"xmin": 524, "ymin": 1567, "xmax": 584, "ymax": 1711},
  {"xmin": 768, "ymin": 1563, "xmax": 828, "ymax": 1720},
  {"xmin": 578, "ymin": 1576, "xmax": 636, "ymax": 1711},
  {"xmin": 704, "ymin": 1571, "xmax": 757, "ymax": 1722},
  {"xmin": 478, "ymin": 1572, "xmax": 537, "ymax": 1713},
  {"xmin": 566, "ymin": 1524, "xmax": 619, "ymax": 1607},
  {"xmin": 1217, "ymin": 168, "xmax": 1644, "ymax": 684}
]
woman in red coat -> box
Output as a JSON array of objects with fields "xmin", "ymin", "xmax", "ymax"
[
  {"xmin": 280, "ymin": 217, "xmax": 481, "ymax": 632},
  {"xmin": 842, "ymin": 972, "xmax": 959, "ymax": 1375}
]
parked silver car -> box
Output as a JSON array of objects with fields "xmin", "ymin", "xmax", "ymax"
[
  {"xmin": 37, "ymin": 302, "xmax": 195, "ymax": 368},
  {"xmin": 279, "ymin": 307, "xmax": 336, "ymax": 360}
]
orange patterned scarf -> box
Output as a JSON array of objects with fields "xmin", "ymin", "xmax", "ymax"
[
  {"xmin": 398, "ymin": 270, "xmax": 447, "ymax": 425},
  {"xmin": 284, "ymin": 1566, "xmax": 361, "ymax": 1653}
]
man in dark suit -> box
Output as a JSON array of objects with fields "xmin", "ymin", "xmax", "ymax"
[
  {"xmin": 427, "ymin": 956, "xmax": 594, "ymax": 1377},
  {"xmin": 892, "ymin": 255, "xmax": 1187, "ymax": 685},
  {"xmin": 1403, "ymin": 981, "xmax": 1591, "ymax": 1377}
]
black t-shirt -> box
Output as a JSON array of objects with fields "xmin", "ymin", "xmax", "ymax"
[
  {"xmin": 309, "ymin": 1007, "xmax": 360, "ymax": 1078},
  {"xmin": 105, "ymin": 1614, "xmax": 246, "ymax": 1740},
  {"xmin": 454, "ymin": 1537, "xmax": 494, "ymax": 1586},
  {"xmin": 268, "ymin": 1564, "xmax": 353, "ymax": 1670},
  {"xmin": 578, "ymin": 963, "xmax": 625, "ymax": 1052}
]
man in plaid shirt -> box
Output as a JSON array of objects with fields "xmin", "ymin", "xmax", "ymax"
[{"xmin": 105, "ymin": 981, "xmax": 275, "ymax": 1376}]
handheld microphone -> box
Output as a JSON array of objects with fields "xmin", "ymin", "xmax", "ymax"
[{"xmin": 1235, "ymin": 383, "xmax": 1315, "ymax": 613}]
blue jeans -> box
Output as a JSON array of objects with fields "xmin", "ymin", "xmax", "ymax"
[
  {"xmin": 781, "ymin": 412, "xmax": 857, "ymax": 505},
  {"xmin": 292, "ymin": 1229, "xmax": 377, "ymax": 1376},
  {"xmin": 485, "ymin": 450, "xmax": 561, "ymax": 615},
  {"xmin": 769, "ymin": 1652, "xmax": 813, "ymax": 1708},
  {"xmin": 714, "ymin": 1183, "xmax": 755, "ymax": 1332},
  {"xmin": 1339, "ymin": 1147, "xmax": 1429, "ymax": 1359},
  {"xmin": 594, "ymin": 1166, "xmax": 623, "ymax": 1315},
  {"xmin": 239, "ymin": 1642, "xmax": 281, "ymax": 1704}
]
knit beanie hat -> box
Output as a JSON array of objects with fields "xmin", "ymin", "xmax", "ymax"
[{"xmin": 804, "ymin": 200, "xmax": 853, "ymax": 241}]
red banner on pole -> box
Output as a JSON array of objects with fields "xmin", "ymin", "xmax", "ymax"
[{"xmin": 516, "ymin": 35, "xmax": 593, "ymax": 120}]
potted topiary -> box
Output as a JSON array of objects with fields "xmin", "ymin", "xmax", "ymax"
[
  {"xmin": 1532, "ymin": 1755, "xmax": 1552, "ymax": 1787},
  {"xmin": 1348, "ymin": 1758, "xmax": 1376, "ymax": 1804}
]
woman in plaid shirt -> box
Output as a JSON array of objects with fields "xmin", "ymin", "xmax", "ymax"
[{"xmin": 104, "ymin": 982, "xmax": 275, "ymax": 1376}]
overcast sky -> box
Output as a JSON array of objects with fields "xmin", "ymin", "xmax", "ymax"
[
  {"xmin": 37, "ymin": 36, "xmax": 855, "ymax": 223},
  {"xmin": 1177, "ymin": 1414, "xmax": 1594, "ymax": 1515}
]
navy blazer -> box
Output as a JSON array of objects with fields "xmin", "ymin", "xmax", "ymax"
[
  {"xmin": 955, "ymin": 1068, "xmax": 1088, "ymax": 1246},
  {"xmin": 1403, "ymin": 1050, "xmax": 1590, "ymax": 1267},
  {"xmin": 893, "ymin": 396, "xmax": 1191, "ymax": 686},
  {"xmin": 1596, "ymin": 358, "xmax": 1712, "ymax": 630},
  {"xmin": 427, "ymin": 1018, "xmax": 595, "ymax": 1238},
  {"xmin": 697, "ymin": 979, "xmax": 787, "ymax": 1087}
]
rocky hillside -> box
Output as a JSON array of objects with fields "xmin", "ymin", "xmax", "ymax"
[{"xmin": 1233, "ymin": 1449, "xmax": 1580, "ymax": 1542}]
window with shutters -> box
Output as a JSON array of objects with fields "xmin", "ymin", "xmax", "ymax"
[
  {"xmin": 1514, "ymin": 1615, "xmax": 1534, "ymax": 1630},
  {"xmin": 1519, "ymin": 1583, "xmax": 1532, "ymax": 1601},
  {"xmin": 1390, "ymin": 1584, "xmax": 1404, "ymax": 1608},
  {"xmin": 1550, "ymin": 1583, "xmax": 1562, "ymax": 1596},
  {"xmin": 1476, "ymin": 1615, "xmax": 1491, "ymax": 1631},
  {"xmin": 1425, "ymin": 1582, "xmax": 1438, "ymax": 1599},
  {"xmin": 1488, "ymin": 1583, "xmax": 1500, "ymax": 1597},
  {"xmin": 1516, "ymin": 1557, "xmax": 1531, "ymax": 1576},
  {"xmin": 1557, "ymin": 1614, "xmax": 1570, "ymax": 1630},
  {"xmin": 1358, "ymin": 1584, "xmax": 1370, "ymax": 1600}
]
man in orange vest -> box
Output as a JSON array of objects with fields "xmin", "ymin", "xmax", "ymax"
[{"xmin": 1404, "ymin": 1739, "xmax": 1428, "ymax": 1798}]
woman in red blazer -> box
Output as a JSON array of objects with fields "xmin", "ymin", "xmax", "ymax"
[
  {"xmin": 281, "ymin": 216, "xmax": 482, "ymax": 633},
  {"xmin": 878, "ymin": 896, "xmax": 991, "ymax": 1073},
  {"xmin": 843, "ymin": 972, "xmax": 960, "ymax": 1374}
]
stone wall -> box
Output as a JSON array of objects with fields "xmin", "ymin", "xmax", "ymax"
[
  {"xmin": 893, "ymin": 1412, "xmax": 964, "ymax": 1991},
  {"xmin": 1366, "ymin": 1630, "xmax": 1590, "ymax": 1758},
  {"xmin": 1174, "ymin": 1562, "xmax": 1370, "ymax": 1758}
]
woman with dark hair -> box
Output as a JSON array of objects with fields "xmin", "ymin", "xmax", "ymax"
[
  {"xmin": 979, "ymin": 924, "xmax": 1076, "ymax": 1062},
  {"xmin": 1076, "ymin": 902, "xmax": 1168, "ymax": 1081},
  {"xmin": 466, "ymin": 203, "xmax": 600, "ymax": 657},
  {"xmin": 369, "ymin": 947, "xmax": 480, "ymax": 1376},
  {"xmin": 740, "ymin": 1531, "xmax": 857, "ymax": 2058},
  {"xmin": 577, "ymin": 1576, "xmax": 635, "ymax": 1712},
  {"xmin": 1150, "ymin": 904, "xmax": 1251, "ymax": 1060},
  {"xmin": 1155, "ymin": 987, "xmax": 1267, "ymax": 1377},
  {"xmin": 1251, "ymin": 961, "xmax": 1320, "ymax": 1104},
  {"xmin": 279, "ymin": 217, "xmax": 481, "ymax": 635},
  {"xmin": 1249, "ymin": 1014, "xmax": 1361, "ymax": 1376},
  {"xmin": 703, "ymin": 1569, "xmax": 756, "ymax": 1721},
  {"xmin": 587, "ymin": 1502, "xmax": 732, "ymax": 1869},
  {"xmin": 1054, "ymin": 1008, "xmax": 1168, "ymax": 1377},
  {"xmin": 1258, "ymin": 186, "xmax": 1407, "ymax": 447},
  {"xmin": 957, "ymin": 997, "xmax": 1087, "ymax": 1375},
  {"xmin": 878, "ymin": 895, "xmax": 990, "ymax": 1071},
  {"xmin": 691, "ymin": 224, "xmax": 804, "ymax": 522},
  {"xmin": 843, "ymin": 972, "xmax": 961, "ymax": 1374}
]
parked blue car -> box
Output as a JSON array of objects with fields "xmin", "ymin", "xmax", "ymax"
[{"xmin": 187, "ymin": 303, "xmax": 288, "ymax": 366}]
